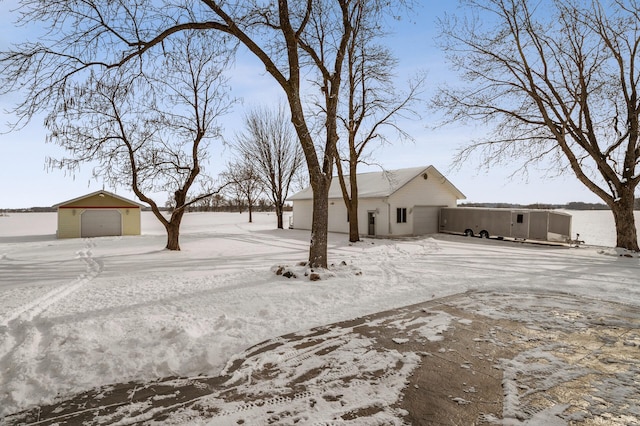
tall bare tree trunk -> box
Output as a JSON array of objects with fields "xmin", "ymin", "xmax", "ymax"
[
  {"xmin": 309, "ymin": 176, "xmax": 331, "ymax": 268},
  {"xmin": 164, "ymin": 210, "xmax": 185, "ymax": 251},
  {"xmin": 347, "ymin": 164, "xmax": 359, "ymax": 242},
  {"xmin": 347, "ymin": 200, "xmax": 359, "ymax": 241},
  {"xmin": 276, "ymin": 203, "xmax": 284, "ymax": 229},
  {"xmin": 611, "ymin": 190, "xmax": 639, "ymax": 251}
]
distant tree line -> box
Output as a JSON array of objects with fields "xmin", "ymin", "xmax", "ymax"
[
  {"xmin": 0, "ymin": 199, "xmax": 292, "ymax": 214},
  {"xmin": 8, "ymin": 198, "xmax": 640, "ymax": 214},
  {"xmin": 0, "ymin": 207, "xmax": 58, "ymax": 213},
  {"xmin": 175, "ymin": 195, "xmax": 292, "ymax": 214},
  {"xmin": 461, "ymin": 200, "xmax": 640, "ymax": 210}
]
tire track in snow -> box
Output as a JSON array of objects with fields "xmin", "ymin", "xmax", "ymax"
[
  {"xmin": 0, "ymin": 239, "xmax": 103, "ymax": 416},
  {"xmin": 0, "ymin": 239, "xmax": 103, "ymax": 327},
  {"xmin": 209, "ymin": 352, "xmax": 414, "ymax": 425},
  {"xmin": 204, "ymin": 320, "xmax": 417, "ymax": 425}
]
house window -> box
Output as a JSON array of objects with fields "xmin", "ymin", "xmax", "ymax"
[
  {"xmin": 396, "ymin": 207, "xmax": 407, "ymax": 223},
  {"xmin": 516, "ymin": 214, "xmax": 524, "ymax": 224}
]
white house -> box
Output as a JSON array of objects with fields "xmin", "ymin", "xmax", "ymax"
[{"xmin": 288, "ymin": 165, "xmax": 466, "ymax": 237}]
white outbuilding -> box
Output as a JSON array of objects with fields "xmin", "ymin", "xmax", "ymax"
[{"xmin": 288, "ymin": 165, "xmax": 466, "ymax": 237}]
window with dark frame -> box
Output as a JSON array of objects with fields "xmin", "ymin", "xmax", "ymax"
[
  {"xmin": 517, "ymin": 214, "xmax": 524, "ymax": 224},
  {"xmin": 396, "ymin": 207, "xmax": 407, "ymax": 223}
]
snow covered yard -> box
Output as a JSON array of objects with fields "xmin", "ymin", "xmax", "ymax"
[{"xmin": 1, "ymin": 211, "xmax": 639, "ymax": 424}]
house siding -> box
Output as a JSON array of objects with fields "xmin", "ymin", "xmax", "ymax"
[
  {"xmin": 328, "ymin": 198, "xmax": 349, "ymax": 234},
  {"xmin": 57, "ymin": 208, "xmax": 80, "ymax": 239},
  {"xmin": 357, "ymin": 198, "xmax": 389, "ymax": 236},
  {"xmin": 292, "ymin": 199, "xmax": 313, "ymax": 231},
  {"xmin": 122, "ymin": 208, "xmax": 141, "ymax": 235},
  {"xmin": 313, "ymin": 198, "xmax": 392, "ymax": 236},
  {"xmin": 288, "ymin": 166, "xmax": 464, "ymax": 237},
  {"xmin": 63, "ymin": 193, "xmax": 133, "ymax": 208},
  {"xmin": 387, "ymin": 171, "xmax": 458, "ymax": 236}
]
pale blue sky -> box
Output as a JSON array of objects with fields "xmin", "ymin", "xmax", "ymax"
[{"xmin": 0, "ymin": 2, "xmax": 601, "ymax": 209}]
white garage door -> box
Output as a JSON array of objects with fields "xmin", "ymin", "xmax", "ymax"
[
  {"xmin": 413, "ymin": 206, "xmax": 441, "ymax": 235},
  {"xmin": 81, "ymin": 210, "xmax": 122, "ymax": 237}
]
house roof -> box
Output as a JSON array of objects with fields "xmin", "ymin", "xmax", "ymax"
[
  {"xmin": 52, "ymin": 190, "xmax": 146, "ymax": 208},
  {"xmin": 288, "ymin": 165, "xmax": 466, "ymax": 201}
]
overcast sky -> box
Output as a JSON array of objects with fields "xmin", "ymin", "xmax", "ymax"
[{"xmin": 0, "ymin": 1, "xmax": 603, "ymax": 209}]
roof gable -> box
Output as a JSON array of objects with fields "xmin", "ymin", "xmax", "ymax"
[
  {"xmin": 288, "ymin": 165, "xmax": 466, "ymax": 201},
  {"xmin": 53, "ymin": 190, "xmax": 146, "ymax": 208}
]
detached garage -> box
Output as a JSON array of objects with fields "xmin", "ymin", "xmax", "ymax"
[{"xmin": 53, "ymin": 190, "xmax": 145, "ymax": 239}]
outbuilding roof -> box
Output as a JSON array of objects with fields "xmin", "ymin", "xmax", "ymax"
[
  {"xmin": 288, "ymin": 165, "xmax": 466, "ymax": 201},
  {"xmin": 52, "ymin": 190, "xmax": 146, "ymax": 208}
]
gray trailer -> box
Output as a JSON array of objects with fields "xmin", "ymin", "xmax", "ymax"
[{"xmin": 439, "ymin": 207, "xmax": 572, "ymax": 243}]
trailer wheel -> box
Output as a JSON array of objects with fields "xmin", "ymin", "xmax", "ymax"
[
  {"xmin": 464, "ymin": 229, "xmax": 474, "ymax": 237},
  {"xmin": 479, "ymin": 230, "xmax": 489, "ymax": 239}
]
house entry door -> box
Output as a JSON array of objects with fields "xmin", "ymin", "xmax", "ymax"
[{"xmin": 367, "ymin": 212, "xmax": 376, "ymax": 236}]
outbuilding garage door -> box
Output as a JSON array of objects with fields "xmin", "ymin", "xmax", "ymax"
[
  {"xmin": 81, "ymin": 210, "xmax": 122, "ymax": 237},
  {"xmin": 413, "ymin": 206, "xmax": 441, "ymax": 235}
]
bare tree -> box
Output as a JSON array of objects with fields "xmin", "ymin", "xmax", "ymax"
[
  {"xmin": 222, "ymin": 159, "xmax": 264, "ymax": 223},
  {"xmin": 435, "ymin": 0, "xmax": 640, "ymax": 251},
  {"xmin": 334, "ymin": 3, "xmax": 425, "ymax": 242},
  {"xmin": 43, "ymin": 32, "xmax": 234, "ymax": 250},
  {"xmin": 0, "ymin": 0, "xmax": 410, "ymax": 269},
  {"xmin": 234, "ymin": 103, "xmax": 303, "ymax": 229}
]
